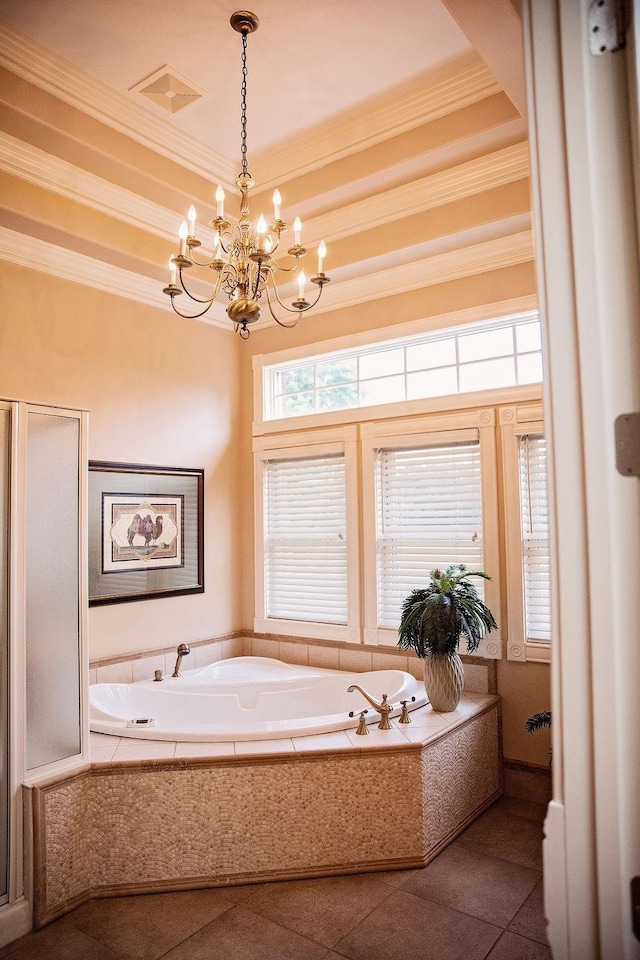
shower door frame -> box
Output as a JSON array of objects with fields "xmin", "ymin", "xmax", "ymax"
[{"xmin": 0, "ymin": 400, "xmax": 89, "ymax": 947}]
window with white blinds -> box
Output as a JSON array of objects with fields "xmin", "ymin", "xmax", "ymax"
[
  {"xmin": 375, "ymin": 441, "xmax": 484, "ymax": 628},
  {"xmin": 264, "ymin": 453, "xmax": 348, "ymax": 624},
  {"xmin": 519, "ymin": 435, "xmax": 551, "ymax": 642}
]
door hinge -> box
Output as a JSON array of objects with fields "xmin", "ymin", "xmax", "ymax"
[
  {"xmin": 588, "ymin": 0, "xmax": 630, "ymax": 54},
  {"xmin": 615, "ymin": 413, "xmax": 640, "ymax": 476}
]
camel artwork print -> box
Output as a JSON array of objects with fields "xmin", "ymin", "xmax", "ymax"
[
  {"xmin": 88, "ymin": 462, "xmax": 204, "ymax": 605},
  {"xmin": 102, "ymin": 494, "xmax": 183, "ymax": 573}
]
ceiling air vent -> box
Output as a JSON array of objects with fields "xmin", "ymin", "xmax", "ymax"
[{"xmin": 129, "ymin": 66, "xmax": 207, "ymax": 114}]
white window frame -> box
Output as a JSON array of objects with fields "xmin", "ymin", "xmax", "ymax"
[
  {"xmin": 252, "ymin": 297, "xmax": 539, "ymax": 435},
  {"xmin": 500, "ymin": 403, "xmax": 551, "ymax": 662},
  {"xmin": 253, "ymin": 426, "xmax": 361, "ymax": 642},
  {"xmin": 361, "ymin": 410, "xmax": 502, "ymax": 657}
]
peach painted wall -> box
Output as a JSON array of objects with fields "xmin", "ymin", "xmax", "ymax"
[
  {"xmin": 497, "ymin": 660, "xmax": 552, "ymax": 766},
  {"xmin": 0, "ymin": 262, "xmax": 243, "ymax": 660}
]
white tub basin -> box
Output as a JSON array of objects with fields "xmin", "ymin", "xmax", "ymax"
[{"xmin": 90, "ymin": 656, "xmax": 427, "ymax": 741}]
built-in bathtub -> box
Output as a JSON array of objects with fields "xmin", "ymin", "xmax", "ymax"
[
  {"xmin": 89, "ymin": 656, "xmax": 428, "ymax": 741},
  {"xmin": 29, "ymin": 653, "xmax": 501, "ymax": 929}
]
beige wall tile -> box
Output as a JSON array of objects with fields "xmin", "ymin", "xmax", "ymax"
[
  {"xmin": 372, "ymin": 651, "xmax": 409, "ymax": 673},
  {"xmin": 250, "ymin": 636, "xmax": 281, "ymax": 660},
  {"xmin": 339, "ymin": 649, "xmax": 373, "ymax": 673},
  {"xmin": 194, "ymin": 642, "xmax": 225, "ymax": 668},
  {"xmin": 132, "ymin": 655, "xmax": 165, "ymax": 683},
  {"xmin": 95, "ymin": 661, "xmax": 133, "ymax": 685},
  {"xmin": 279, "ymin": 642, "xmax": 309, "ymax": 666},
  {"xmin": 307, "ymin": 645, "xmax": 340, "ymax": 670}
]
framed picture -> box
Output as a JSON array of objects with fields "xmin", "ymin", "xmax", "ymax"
[{"xmin": 88, "ymin": 461, "xmax": 204, "ymax": 605}]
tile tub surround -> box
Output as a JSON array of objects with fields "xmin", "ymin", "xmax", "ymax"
[
  {"xmin": 89, "ymin": 633, "xmax": 496, "ymax": 696},
  {"xmin": 27, "ymin": 699, "xmax": 500, "ymax": 930}
]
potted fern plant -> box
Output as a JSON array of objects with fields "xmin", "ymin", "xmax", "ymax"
[{"xmin": 397, "ymin": 564, "xmax": 498, "ymax": 711}]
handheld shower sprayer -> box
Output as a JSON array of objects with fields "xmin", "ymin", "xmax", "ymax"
[{"xmin": 172, "ymin": 643, "xmax": 191, "ymax": 677}]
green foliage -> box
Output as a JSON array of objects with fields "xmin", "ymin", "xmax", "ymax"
[
  {"xmin": 279, "ymin": 358, "xmax": 358, "ymax": 416},
  {"xmin": 397, "ymin": 563, "xmax": 498, "ymax": 657},
  {"xmin": 525, "ymin": 711, "xmax": 552, "ymax": 734}
]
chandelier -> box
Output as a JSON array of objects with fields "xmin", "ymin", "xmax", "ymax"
[{"xmin": 163, "ymin": 10, "xmax": 331, "ymax": 339}]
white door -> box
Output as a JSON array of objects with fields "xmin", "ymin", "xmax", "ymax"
[{"xmin": 524, "ymin": 2, "xmax": 640, "ymax": 958}]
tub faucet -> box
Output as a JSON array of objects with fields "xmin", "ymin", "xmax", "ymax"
[
  {"xmin": 347, "ymin": 685, "xmax": 393, "ymax": 730},
  {"xmin": 172, "ymin": 643, "xmax": 191, "ymax": 677}
]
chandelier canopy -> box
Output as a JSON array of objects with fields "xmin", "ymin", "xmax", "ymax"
[{"xmin": 163, "ymin": 10, "xmax": 330, "ymax": 339}]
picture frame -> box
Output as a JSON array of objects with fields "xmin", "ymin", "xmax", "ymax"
[{"xmin": 88, "ymin": 461, "xmax": 204, "ymax": 606}]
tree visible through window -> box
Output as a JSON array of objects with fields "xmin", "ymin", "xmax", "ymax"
[{"xmin": 265, "ymin": 313, "xmax": 542, "ymax": 421}]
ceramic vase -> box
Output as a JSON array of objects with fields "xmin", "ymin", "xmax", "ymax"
[{"xmin": 423, "ymin": 651, "xmax": 464, "ymax": 712}]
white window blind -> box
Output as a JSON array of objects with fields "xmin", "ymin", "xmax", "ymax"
[
  {"xmin": 264, "ymin": 453, "xmax": 347, "ymax": 624},
  {"xmin": 519, "ymin": 435, "xmax": 551, "ymax": 642},
  {"xmin": 376, "ymin": 441, "xmax": 483, "ymax": 628}
]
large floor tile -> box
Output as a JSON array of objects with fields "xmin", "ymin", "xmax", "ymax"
[
  {"xmin": 242, "ymin": 873, "xmax": 393, "ymax": 948},
  {"xmin": 161, "ymin": 904, "xmax": 328, "ymax": 960},
  {"xmin": 64, "ymin": 888, "xmax": 235, "ymax": 960},
  {"xmin": 508, "ymin": 879, "xmax": 549, "ymax": 944},
  {"xmin": 367, "ymin": 867, "xmax": 418, "ymax": 888},
  {"xmin": 485, "ymin": 929, "xmax": 553, "ymax": 959},
  {"xmin": 333, "ymin": 888, "xmax": 501, "ymax": 960},
  {"xmin": 456, "ymin": 801, "xmax": 544, "ymax": 871},
  {"xmin": 0, "ymin": 919, "xmax": 120, "ymax": 960},
  {"xmin": 498, "ymin": 796, "xmax": 549, "ymax": 823},
  {"xmin": 401, "ymin": 844, "xmax": 540, "ymax": 927}
]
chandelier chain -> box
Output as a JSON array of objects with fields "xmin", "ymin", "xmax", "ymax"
[{"xmin": 240, "ymin": 30, "xmax": 249, "ymax": 178}]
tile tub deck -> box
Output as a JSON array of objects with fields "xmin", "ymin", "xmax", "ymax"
[{"xmin": 26, "ymin": 695, "xmax": 501, "ymax": 929}]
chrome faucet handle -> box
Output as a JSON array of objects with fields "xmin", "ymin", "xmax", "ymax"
[
  {"xmin": 398, "ymin": 696, "xmax": 416, "ymax": 724},
  {"xmin": 349, "ymin": 708, "xmax": 369, "ymax": 735}
]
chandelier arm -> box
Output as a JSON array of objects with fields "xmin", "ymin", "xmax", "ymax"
[
  {"xmin": 178, "ymin": 269, "xmax": 224, "ymax": 304},
  {"xmin": 187, "ymin": 250, "xmax": 217, "ymax": 269},
  {"xmin": 270, "ymin": 256, "xmax": 302, "ymax": 275},
  {"xmin": 265, "ymin": 287, "xmax": 303, "ymax": 329},
  {"xmin": 169, "ymin": 297, "xmax": 221, "ymax": 321},
  {"xmin": 267, "ymin": 275, "xmax": 325, "ymax": 315}
]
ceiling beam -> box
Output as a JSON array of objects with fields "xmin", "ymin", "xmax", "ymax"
[{"xmin": 440, "ymin": 0, "xmax": 526, "ymax": 116}]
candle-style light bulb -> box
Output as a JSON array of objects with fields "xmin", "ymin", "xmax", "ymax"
[
  {"xmin": 317, "ymin": 241, "xmax": 327, "ymax": 274},
  {"xmin": 187, "ymin": 205, "xmax": 197, "ymax": 235},
  {"xmin": 215, "ymin": 185, "xmax": 225, "ymax": 218},
  {"xmin": 213, "ymin": 231, "xmax": 221, "ymax": 260},
  {"xmin": 273, "ymin": 189, "xmax": 282, "ymax": 220},
  {"xmin": 168, "ymin": 257, "xmax": 177, "ymax": 286},
  {"xmin": 298, "ymin": 270, "xmax": 306, "ymax": 299},
  {"xmin": 256, "ymin": 214, "xmax": 267, "ymax": 249},
  {"xmin": 293, "ymin": 217, "xmax": 302, "ymax": 245},
  {"xmin": 265, "ymin": 236, "xmax": 273, "ymax": 254},
  {"xmin": 179, "ymin": 220, "xmax": 188, "ymax": 256}
]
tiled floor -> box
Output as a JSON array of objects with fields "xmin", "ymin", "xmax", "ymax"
[{"xmin": 0, "ymin": 797, "xmax": 551, "ymax": 960}]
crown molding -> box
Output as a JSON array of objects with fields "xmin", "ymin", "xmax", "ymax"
[
  {"xmin": 0, "ymin": 132, "xmax": 528, "ymax": 256},
  {"xmin": 0, "ymin": 225, "xmax": 533, "ymax": 329},
  {"xmin": 0, "ymin": 131, "xmax": 218, "ymax": 249},
  {"xmin": 252, "ymin": 56, "xmax": 504, "ymax": 187},
  {"xmin": 310, "ymin": 230, "xmax": 535, "ymax": 316},
  {"xmin": 0, "ymin": 21, "xmax": 237, "ymax": 186},
  {"xmin": 303, "ymin": 142, "xmax": 530, "ymax": 244},
  {"xmin": 0, "ymin": 21, "xmax": 501, "ymax": 193},
  {"xmin": 0, "ymin": 226, "xmax": 229, "ymax": 327}
]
